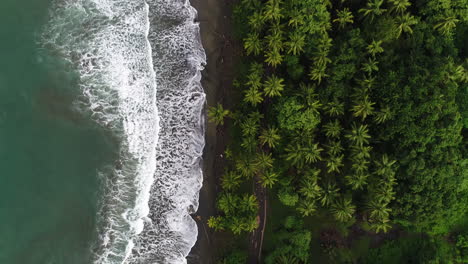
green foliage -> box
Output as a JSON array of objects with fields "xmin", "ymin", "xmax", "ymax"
[
  {"xmin": 362, "ymin": 236, "xmax": 457, "ymax": 264},
  {"xmin": 208, "ymin": 103, "xmax": 230, "ymax": 126},
  {"xmin": 276, "ymin": 97, "xmax": 321, "ymax": 131},
  {"xmin": 278, "ymin": 188, "xmax": 299, "ymax": 207},
  {"xmin": 214, "ymin": 0, "xmax": 468, "ymax": 260},
  {"xmin": 265, "ymin": 217, "xmax": 312, "ymax": 264},
  {"xmin": 218, "ymin": 250, "xmax": 248, "ymax": 264},
  {"xmin": 263, "ymin": 75, "xmax": 285, "ymax": 97},
  {"xmin": 330, "ymin": 197, "xmax": 356, "ymax": 222}
]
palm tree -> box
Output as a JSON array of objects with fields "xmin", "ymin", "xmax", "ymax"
[
  {"xmin": 208, "ymin": 103, "xmax": 230, "ymax": 126},
  {"xmin": 350, "ymin": 145, "xmax": 372, "ymax": 160},
  {"xmin": 358, "ymin": 75, "xmax": 376, "ymax": 89},
  {"xmin": 320, "ymin": 182, "xmax": 340, "ymax": 207},
  {"xmin": 288, "ymin": 9, "xmax": 304, "ymax": 28},
  {"xmin": 285, "ymin": 142, "xmax": 323, "ymax": 168},
  {"xmin": 323, "ymin": 120, "xmax": 342, "ymax": 138},
  {"xmin": 333, "ymin": 8, "xmax": 354, "ymax": 29},
  {"xmin": 207, "ymin": 216, "xmax": 224, "ymax": 231},
  {"xmin": 304, "ymin": 143, "xmax": 323, "ymax": 164},
  {"xmin": 395, "ymin": 13, "xmax": 417, "ymax": 38},
  {"xmin": 351, "ymin": 158, "xmax": 370, "ymax": 173},
  {"xmin": 345, "ymin": 173, "xmax": 369, "ymax": 190},
  {"xmin": 248, "ymin": 11, "xmax": 265, "ymax": 32},
  {"xmin": 374, "ymin": 106, "xmax": 392, "ymax": 124},
  {"xmin": 352, "ymin": 95, "xmax": 375, "ymax": 120},
  {"xmin": 261, "ymin": 170, "xmax": 279, "ymax": 188},
  {"xmin": 297, "ymin": 199, "xmax": 317, "ymax": 217},
  {"xmin": 366, "ymin": 199, "xmax": 391, "ymax": 220},
  {"xmin": 218, "ymin": 192, "xmax": 239, "ymax": 214},
  {"xmin": 240, "ymin": 117, "xmax": 259, "ymax": 137},
  {"xmin": 244, "ymin": 87, "xmax": 263, "ymax": 106},
  {"xmin": 265, "ymin": 48, "xmax": 283, "ymax": 67},
  {"xmin": 434, "ymin": 16, "xmax": 459, "ymax": 36},
  {"xmin": 236, "ymin": 158, "xmax": 256, "ymax": 178},
  {"xmin": 266, "ymin": 31, "xmax": 284, "ymax": 52},
  {"xmin": 255, "ymin": 152, "xmax": 274, "ymax": 171},
  {"xmin": 361, "ymin": 57, "xmax": 379, "ymax": 73},
  {"xmin": 326, "ymin": 140, "xmax": 344, "ymax": 156},
  {"xmin": 325, "ymin": 100, "xmax": 345, "ymax": 117},
  {"xmin": 263, "ymin": 75, "xmax": 285, "ymax": 97},
  {"xmin": 221, "ymin": 171, "xmax": 242, "ymax": 191},
  {"xmin": 263, "ymin": 0, "xmax": 283, "ymax": 21},
  {"xmin": 241, "ymin": 0, "xmax": 261, "ymax": 11},
  {"xmin": 374, "ymin": 154, "xmax": 396, "ymax": 176},
  {"xmin": 369, "ymin": 217, "xmax": 392, "ymax": 233},
  {"xmin": 241, "ymin": 136, "xmax": 257, "ymax": 152},
  {"xmin": 259, "ymin": 127, "xmax": 281, "ymax": 148},
  {"xmin": 309, "ymin": 63, "xmax": 329, "ymax": 84},
  {"xmin": 346, "ymin": 123, "xmax": 371, "ymax": 147},
  {"xmin": 244, "ymin": 32, "xmax": 262, "ymax": 55},
  {"xmin": 359, "ymin": 0, "xmax": 387, "ymax": 21},
  {"xmin": 286, "ymin": 31, "xmax": 305, "ymax": 55},
  {"xmin": 326, "ymin": 154, "xmax": 344, "ymax": 173},
  {"xmin": 331, "ymin": 197, "xmax": 356, "ymax": 222},
  {"xmin": 246, "ymin": 69, "xmax": 262, "ymax": 90},
  {"xmin": 275, "ymin": 254, "xmax": 300, "ymax": 264},
  {"xmin": 299, "ymin": 179, "xmax": 322, "ymax": 200},
  {"xmin": 367, "ymin": 40, "xmax": 384, "ymax": 56},
  {"xmin": 388, "ymin": 0, "xmax": 411, "ymax": 14},
  {"xmin": 241, "ymin": 194, "xmax": 258, "ymax": 212},
  {"xmin": 230, "ymin": 217, "xmax": 245, "ymax": 235}
]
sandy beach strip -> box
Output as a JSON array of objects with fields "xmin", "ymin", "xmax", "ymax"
[{"xmin": 187, "ymin": 0, "xmax": 240, "ymax": 263}]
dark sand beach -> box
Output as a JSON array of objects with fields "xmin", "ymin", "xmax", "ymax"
[{"xmin": 187, "ymin": 0, "xmax": 240, "ymax": 263}]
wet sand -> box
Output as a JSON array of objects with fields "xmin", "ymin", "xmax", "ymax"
[{"xmin": 187, "ymin": 0, "xmax": 240, "ymax": 263}]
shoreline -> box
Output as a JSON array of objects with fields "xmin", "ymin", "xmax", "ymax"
[{"xmin": 187, "ymin": 0, "xmax": 240, "ymax": 263}]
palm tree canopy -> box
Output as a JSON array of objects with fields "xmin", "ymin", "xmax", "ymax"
[
  {"xmin": 389, "ymin": 0, "xmax": 411, "ymax": 14},
  {"xmin": 359, "ymin": 0, "xmax": 387, "ymax": 21},
  {"xmin": 221, "ymin": 171, "xmax": 242, "ymax": 191},
  {"xmin": 208, "ymin": 103, "xmax": 230, "ymax": 126},
  {"xmin": 395, "ymin": 13, "xmax": 418, "ymax": 38},
  {"xmin": 265, "ymin": 48, "xmax": 283, "ymax": 67},
  {"xmin": 320, "ymin": 182, "xmax": 340, "ymax": 207},
  {"xmin": 346, "ymin": 123, "xmax": 371, "ymax": 147},
  {"xmin": 286, "ymin": 31, "xmax": 306, "ymax": 55},
  {"xmin": 264, "ymin": 75, "xmax": 285, "ymax": 97},
  {"xmin": 261, "ymin": 170, "xmax": 279, "ymax": 188},
  {"xmin": 323, "ymin": 119, "xmax": 342, "ymax": 138},
  {"xmin": 325, "ymin": 100, "xmax": 345, "ymax": 117},
  {"xmin": 345, "ymin": 172, "xmax": 369, "ymax": 190},
  {"xmin": 367, "ymin": 40, "xmax": 384, "ymax": 56},
  {"xmin": 434, "ymin": 16, "xmax": 459, "ymax": 36},
  {"xmin": 352, "ymin": 95, "xmax": 375, "ymax": 120},
  {"xmin": 333, "ymin": 8, "xmax": 354, "ymax": 29},
  {"xmin": 244, "ymin": 32, "xmax": 262, "ymax": 55},
  {"xmin": 255, "ymin": 152, "xmax": 274, "ymax": 171},
  {"xmin": 259, "ymin": 127, "xmax": 281, "ymax": 148},
  {"xmin": 331, "ymin": 197, "xmax": 356, "ymax": 222},
  {"xmin": 243, "ymin": 87, "xmax": 264, "ymax": 106}
]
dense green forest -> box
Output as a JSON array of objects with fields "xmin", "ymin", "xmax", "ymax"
[{"xmin": 207, "ymin": 0, "xmax": 468, "ymax": 263}]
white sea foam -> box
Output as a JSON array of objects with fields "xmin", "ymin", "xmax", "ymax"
[{"xmin": 41, "ymin": 0, "xmax": 205, "ymax": 263}]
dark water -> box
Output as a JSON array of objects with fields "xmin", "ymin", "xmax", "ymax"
[{"xmin": 0, "ymin": 1, "xmax": 116, "ymax": 263}]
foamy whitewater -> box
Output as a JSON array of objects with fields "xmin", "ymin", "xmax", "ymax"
[{"xmin": 40, "ymin": 0, "xmax": 206, "ymax": 263}]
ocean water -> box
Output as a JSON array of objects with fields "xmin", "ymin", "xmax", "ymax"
[
  {"xmin": 0, "ymin": 0, "xmax": 205, "ymax": 263},
  {"xmin": 0, "ymin": 0, "xmax": 117, "ymax": 263}
]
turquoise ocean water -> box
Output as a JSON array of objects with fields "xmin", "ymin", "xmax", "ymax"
[{"xmin": 0, "ymin": 0, "xmax": 117, "ymax": 263}]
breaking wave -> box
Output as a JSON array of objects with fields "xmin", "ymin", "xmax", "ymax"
[{"xmin": 40, "ymin": 0, "xmax": 205, "ymax": 263}]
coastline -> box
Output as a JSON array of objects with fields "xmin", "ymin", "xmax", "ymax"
[{"xmin": 187, "ymin": 0, "xmax": 240, "ymax": 263}]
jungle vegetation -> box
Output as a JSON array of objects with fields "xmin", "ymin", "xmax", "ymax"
[{"xmin": 208, "ymin": 0, "xmax": 468, "ymax": 262}]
